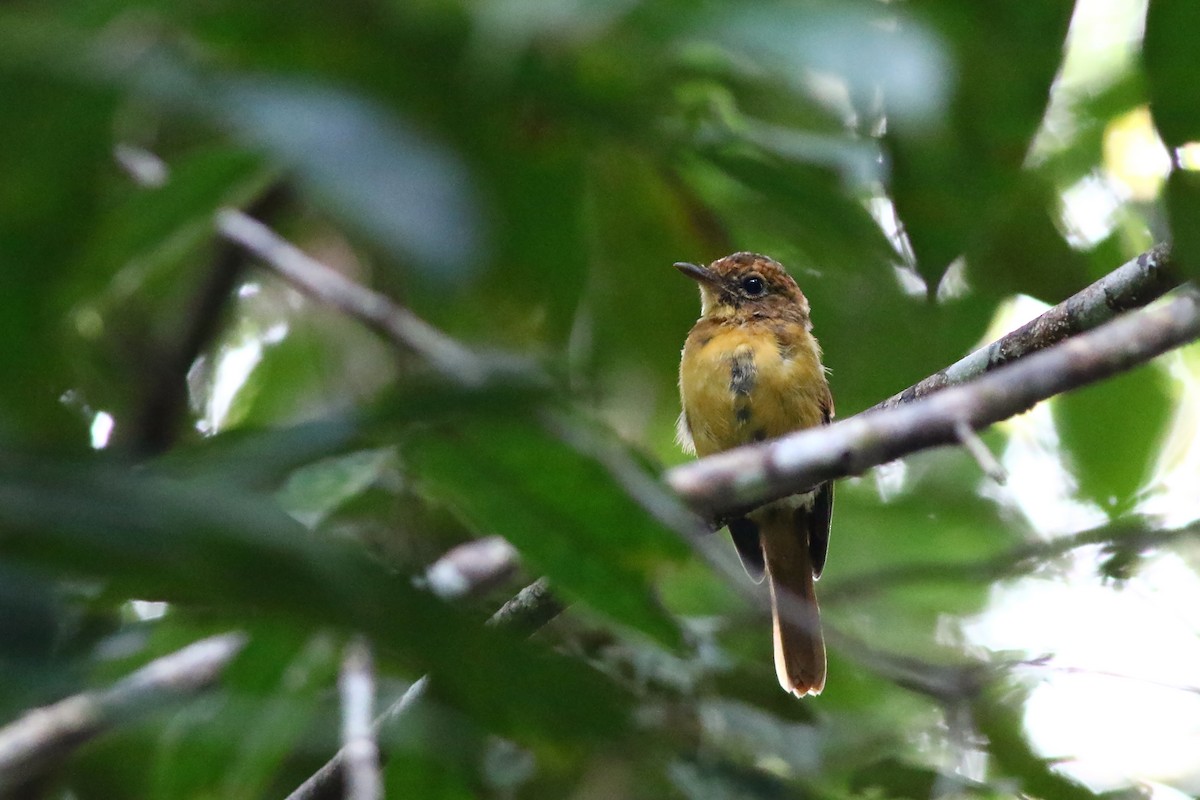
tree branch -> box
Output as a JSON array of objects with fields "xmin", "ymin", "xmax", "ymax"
[
  {"xmin": 871, "ymin": 243, "xmax": 1179, "ymax": 410},
  {"xmin": 422, "ymin": 535, "xmax": 519, "ymax": 601},
  {"xmin": 825, "ymin": 521, "xmax": 1200, "ymax": 603},
  {"xmin": 953, "ymin": 419, "xmax": 1008, "ymax": 484},
  {"xmin": 339, "ymin": 637, "xmax": 381, "ymax": 800},
  {"xmin": 667, "ymin": 285, "xmax": 1200, "ymax": 517},
  {"xmin": 486, "ymin": 576, "xmax": 564, "ymax": 632},
  {"xmin": 123, "ymin": 178, "xmax": 289, "ymax": 456},
  {"xmin": 214, "ymin": 208, "xmax": 538, "ymax": 389},
  {"xmin": 0, "ymin": 633, "xmax": 246, "ymax": 793},
  {"xmin": 216, "ymin": 212, "xmax": 1187, "ymax": 523}
]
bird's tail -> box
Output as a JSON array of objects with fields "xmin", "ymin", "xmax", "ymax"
[{"xmin": 761, "ymin": 509, "xmax": 826, "ymax": 696}]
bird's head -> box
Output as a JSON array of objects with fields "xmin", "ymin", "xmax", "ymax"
[{"xmin": 675, "ymin": 252, "xmax": 811, "ymax": 324}]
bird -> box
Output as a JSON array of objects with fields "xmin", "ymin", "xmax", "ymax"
[{"xmin": 675, "ymin": 252, "xmax": 833, "ymax": 697}]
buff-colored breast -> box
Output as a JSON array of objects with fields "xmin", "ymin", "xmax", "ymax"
[{"xmin": 679, "ymin": 318, "xmax": 829, "ymax": 458}]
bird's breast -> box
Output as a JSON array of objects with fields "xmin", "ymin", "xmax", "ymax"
[{"xmin": 679, "ymin": 319, "xmax": 827, "ymax": 458}]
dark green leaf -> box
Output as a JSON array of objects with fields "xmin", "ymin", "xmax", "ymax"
[
  {"xmin": 1164, "ymin": 169, "xmax": 1200, "ymax": 281},
  {"xmin": 384, "ymin": 754, "xmax": 477, "ymax": 800},
  {"xmin": 966, "ymin": 176, "xmax": 1091, "ymax": 303},
  {"xmin": 583, "ymin": 146, "xmax": 714, "ymax": 387},
  {"xmin": 704, "ymin": 151, "xmax": 897, "ymax": 277},
  {"xmin": 79, "ymin": 148, "xmax": 269, "ymax": 297},
  {"xmin": 0, "ymin": 453, "xmax": 627, "ymax": 741},
  {"xmin": 0, "ymin": 564, "xmax": 75, "ymax": 718},
  {"xmin": 669, "ymin": 757, "xmax": 798, "ymax": 800},
  {"xmin": 1054, "ymin": 362, "xmax": 1173, "ymax": 516},
  {"xmin": 0, "ymin": 69, "xmax": 115, "ymax": 444},
  {"xmin": 405, "ymin": 413, "xmax": 688, "ymax": 648},
  {"xmin": 104, "ymin": 627, "xmax": 340, "ymax": 800},
  {"xmin": 213, "ymin": 78, "xmax": 485, "ymax": 278},
  {"xmin": 705, "ymin": 2, "xmax": 951, "ymax": 127},
  {"xmin": 1144, "ymin": 0, "xmax": 1200, "ymax": 148},
  {"xmin": 407, "ymin": 140, "xmax": 590, "ymax": 350},
  {"xmin": 888, "ymin": 1, "xmax": 1074, "ymax": 287},
  {"xmin": 850, "ymin": 757, "xmax": 991, "ymax": 799},
  {"xmin": 973, "ymin": 683, "xmax": 1102, "ymax": 800},
  {"xmin": 151, "ymin": 379, "xmax": 548, "ymax": 489}
]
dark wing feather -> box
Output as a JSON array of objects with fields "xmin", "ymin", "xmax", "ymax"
[
  {"xmin": 808, "ymin": 394, "xmax": 834, "ymax": 579},
  {"xmin": 727, "ymin": 517, "xmax": 766, "ymax": 582},
  {"xmin": 808, "ymin": 482, "xmax": 833, "ymax": 579}
]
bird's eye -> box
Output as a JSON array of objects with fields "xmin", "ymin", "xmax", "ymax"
[{"xmin": 741, "ymin": 275, "xmax": 766, "ymax": 296}]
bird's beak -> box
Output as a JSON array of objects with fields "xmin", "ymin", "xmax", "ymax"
[{"xmin": 674, "ymin": 261, "xmax": 719, "ymax": 285}]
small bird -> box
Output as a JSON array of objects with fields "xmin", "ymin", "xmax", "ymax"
[{"xmin": 675, "ymin": 252, "xmax": 833, "ymax": 697}]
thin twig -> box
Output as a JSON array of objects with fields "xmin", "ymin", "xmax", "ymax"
[
  {"xmin": 286, "ymin": 675, "xmax": 429, "ymax": 800},
  {"xmin": 126, "ymin": 186, "xmax": 289, "ymax": 455},
  {"xmin": 486, "ymin": 577, "xmax": 564, "ymax": 631},
  {"xmin": 339, "ymin": 637, "xmax": 381, "ymax": 800},
  {"xmin": 1019, "ymin": 657, "xmax": 1200, "ymax": 696},
  {"xmin": 825, "ymin": 628, "xmax": 991, "ymax": 702},
  {"xmin": 667, "ymin": 287, "xmax": 1200, "ymax": 517},
  {"xmin": 284, "ymin": 578, "xmax": 564, "ymax": 800},
  {"xmin": 825, "ymin": 521, "xmax": 1200, "ymax": 603},
  {"xmin": 953, "ymin": 420, "xmax": 1008, "ymax": 485},
  {"xmin": 113, "ymin": 143, "xmax": 169, "ymax": 188},
  {"xmin": 872, "ymin": 243, "xmax": 1178, "ymax": 410},
  {"xmin": 0, "ymin": 632, "xmax": 246, "ymax": 793},
  {"xmin": 215, "ymin": 208, "xmax": 524, "ymax": 388},
  {"xmin": 423, "ymin": 536, "xmax": 519, "ymax": 601}
]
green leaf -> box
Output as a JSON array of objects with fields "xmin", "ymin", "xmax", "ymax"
[
  {"xmin": 407, "ymin": 140, "xmax": 590, "ymax": 350},
  {"xmin": 1164, "ymin": 169, "xmax": 1200, "ymax": 281},
  {"xmin": 704, "ymin": 2, "xmax": 951, "ymax": 127},
  {"xmin": 278, "ymin": 448, "xmax": 399, "ymax": 530},
  {"xmin": 669, "ymin": 757, "xmax": 798, "ymax": 800},
  {"xmin": 222, "ymin": 633, "xmax": 339, "ymax": 798},
  {"xmin": 151, "ymin": 415, "xmax": 366, "ymax": 491},
  {"xmin": 888, "ymin": 1, "xmax": 1074, "ymax": 287},
  {"xmin": 0, "ymin": 564, "xmax": 74, "ymax": 718},
  {"xmin": 1053, "ymin": 362, "xmax": 1174, "ymax": 516},
  {"xmin": 965, "ymin": 176, "xmax": 1091, "ymax": 303},
  {"xmin": 215, "ymin": 78, "xmax": 485, "ymax": 279},
  {"xmin": 216, "ymin": 285, "xmax": 399, "ymax": 431},
  {"xmin": 704, "ymin": 151, "xmax": 897, "ymax": 277},
  {"xmin": 803, "ymin": 263, "xmax": 999, "ymax": 415},
  {"xmin": 115, "ymin": 626, "xmax": 339, "ymax": 800},
  {"xmin": 385, "ymin": 754, "xmax": 478, "ymax": 800},
  {"xmin": 152, "ymin": 380, "xmax": 548, "ymax": 489},
  {"xmin": 850, "ymin": 757, "xmax": 992, "ymax": 799},
  {"xmin": 375, "ymin": 681, "xmax": 488, "ymax": 792},
  {"xmin": 973, "ymin": 683, "xmax": 1102, "ymax": 800},
  {"xmin": 405, "ymin": 413, "xmax": 688, "ymax": 648},
  {"xmin": 1144, "ymin": 0, "xmax": 1200, "ymax": 148},
  {"xmin": 66, "ymin": 149, "xmax": 275, "ymax": 439},
  {"xmin": 0, "ymin": 69, "xmax": 115, "ymax": 444},
  {"xmin": 0, "ymin": 452, "xmax": 628, "ymax": 742},
  {"xmin": 79, "ymin": 148, "xmax": 269, "ymax": 299},
  {"xmin": 582, "ymin": 146, "xmax": 715, "ymax": 386}
]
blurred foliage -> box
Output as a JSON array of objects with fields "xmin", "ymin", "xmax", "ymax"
[{"xmin": 1, "ymin": 0, "xmax": 1198, "ymax": 798}]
